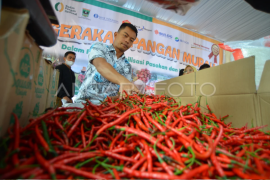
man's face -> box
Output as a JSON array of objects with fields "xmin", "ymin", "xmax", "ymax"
[
  {"xmin": 114, "ymin": 26, "xmax": 136, "ymax": 52},
  {"xmin": 64, "ymin": 53, "xmax": 76, "ymax": 62},
  {"xmin": 184, "ymin": 66, "xmax": 194, "ymax": 75}
]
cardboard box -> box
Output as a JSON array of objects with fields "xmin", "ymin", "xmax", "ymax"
[
  {"xmin": 156, "ymin": 56, "xmax": 270, "ymax": 130},
  {"xmin": 257, "ymin": 60, "xmax": 270, "ymax": 130},
  {"xmin": 0, "ymin": 8, "xmax": 34, "ymax": 137},
  {"xmin": 0, "ymin": 31, "xmax": 43, "ymax": 137},
  {"xmin": 155, "ymin": 72, "xmax": 196, "ymax": 98},
  {"xmin": 46, "ymin": 69, "xmax": 60, "ymax": 108},
  {"xmin": 29, "ymin": 59, "xmax": 51, "ymax": 118},
  {"xmin": 0, "ymin": 8, "xmax": 29, "ymax": 114}
]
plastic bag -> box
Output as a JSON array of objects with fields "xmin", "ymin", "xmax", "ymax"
[
  {"xmin": 146, "ymin": 0, "xmax": 200, "ymax": 15},
  {"xmin": 219, "ymin": 35, "xmax": 270, "ymax": 89}
]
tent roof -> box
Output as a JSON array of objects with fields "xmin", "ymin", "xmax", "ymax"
[{"xmin": 99, "ymin": 0, "xmax": 270, "ymax": 42}]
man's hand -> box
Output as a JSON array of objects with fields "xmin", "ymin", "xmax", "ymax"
[
  {"xmin": 119, "ymin": 82, "xmax": 139, "ymax": 99},
  {"xmin": 62, "ymin": 96, "xmax": 73, "ymax": 103}
]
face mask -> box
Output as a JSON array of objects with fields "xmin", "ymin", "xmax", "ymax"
[
  {"xmin": 81, "ymin": 71, "xmax": 85, "ymax": 74},
  {"xmin": 65, "ymin": 60, "xmax": 74, "ymax": 66}
]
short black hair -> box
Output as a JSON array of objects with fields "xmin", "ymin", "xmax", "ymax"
[
  {"xmin": 199, "ymin": 63, "xmax": 210, "ymax": 70},
  {"xmin": 118, "ymin": 23, "xmax": 138, "ymax": 37},
  {"xmin": 64, "ymin": 51, "xmax": 76, "ymax": 57},
  {"xmin": 179, "ymin": 69, "xmax": 184, "ymax": 76}
]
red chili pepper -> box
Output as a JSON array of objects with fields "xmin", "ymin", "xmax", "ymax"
[
  {"xmin": 192, "ymin": 134, "xmax": 213, "ymax": 160},
  {"xmin": 52, "ymin": 131, "xmax": 65, "ymax": 144},
  {"xmin": 3, "ymin": 94, "xmax": 270, "ymax": 179},
  {"xmin": 0, "ymin": 166, "xmax": 33, "ymax": 179},
  {"xmin": 131, "ymin": 156, "xmax": 147, "ymax": 170},
  {"xmin": 115, "ymin": 126, "xmax": 174, "ymax": 157},
  {"xmin": 141, "ymin": 109, "xmax": 151, "ymax": 129},
  {"xmin": 21, "ymin": 109, "xmax": 55, "ymax": 132},
  {"xmin": 103, "ymin": 151, "xmax": 137, "ymax": 163},
  {"xmin": 54, "ymin": 164, "xmax": 105, "ymax": 179},
  {"xmin": 211, "ymin": 124, "xmax": 225, "ymax": 177},
  {"xmin": 67, "ymin": 111, "xmax": 86, "ymax": 137},
  {"xmin": 123, "ymin": 167, "xmax": 179, "ymax": 179},
  {"xmin": 80, "ymin": 123, "xmax": 86, "ymax": 148},
  {"xmin": 107, "ymin": 96, "xmax": 113, "ymax": 103},
  {"xmin": 96, "ymin": 108, "xmax": 139, "ymax": 135},
  {"xmin": 54, "ymin": 116, "xmax": 64, "ymax": 131},
  {"xmin": 35, "ymin": 124, "xmax": 50, "ymax": 152},
  {"xmin": 177, "ymin": 164, "xmax": 209, "ymax": 179},
  {"xmin": 34, "ymin": 144, "xmax": 56, "ymax": 179},
  {"xmin": 133, "ymin": 115, "xmax": 150, "ymax": 132},
  {"xmin": 145, "ymin": 113, "xmax": 165, "ymax": 132},
  {"xmin": 142, "ymin": 139, "xmax": 153, "ymax": 172}
]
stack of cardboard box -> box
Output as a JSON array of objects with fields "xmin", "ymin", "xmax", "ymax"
[
  {"xmin": 0, "ymin": 8, "xmax": 59, "ymax": 137},
  {"xmin": 156, "ymin": 56, "xmax": 270, "ymax": 130}
]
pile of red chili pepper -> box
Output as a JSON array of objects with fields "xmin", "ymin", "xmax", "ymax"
[{"xmin": 1, "ymin": 93, "xmax": 270, "ymax": 179}]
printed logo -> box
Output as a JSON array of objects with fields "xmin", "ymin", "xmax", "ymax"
[
  {"xmin": 155, "ymin": 30, "xmax": 172, "ymax": 39},
  {"xmin": 33, "ymin": 102, "xmax": 40, "ymax": 117},
  {"xmin": 175, "ymin": 37, "xmax": 189, "ymax": 44},
  {"xmin": 38, "ymin": 67, "xmax": 44, "ymax": 86},
  {"xmin": 82, "ymin": 8, "xmax": 90, "ymax": 17},
  {"xmin": 93, "ymin": 14, "xmax": 118, "ymax": 24},
  {"xmin": 10, "ymin": 101, "xmax": 23, "ymax": 125},
  {"xmin": 135, "ymin": 25, "xmax": 152, "ymax": 32},
  {"xmin": 20, "ymin": 53, "xmax": 31, "ymax": 78},
  {"xmin": 191, "ymin": 43, "xmax": 209, "ymax": 50},
  {"xmin": 55, "ymin": 2, "xmax": 77, "ymax": 15},
  {"xmin": 55, "ymin": 2, "xmax": 64, "ymax": 12}
]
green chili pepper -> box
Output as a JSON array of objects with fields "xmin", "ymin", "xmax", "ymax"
[
  {"xmin": 136, "ymin": 147, "xmax": 144, "ymax": 157},
  {"xmin": 169, "ymin": 137, "xmax": 175, "ymax": 151},
  {"xmin": 74, "ymin": 141, "xmax": 82, "ymax": 148},
  {"xmin": 41, "ymin": 120, "xmax": 57, "ymax": 156},
  {"xmin": 75, "ymin": 157, "xmax": 95, "ymax": 169}
]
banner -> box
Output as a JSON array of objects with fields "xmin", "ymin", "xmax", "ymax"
[{"xmin": 43, "ymin": 0, "xmax": 223, "ymax": 95}]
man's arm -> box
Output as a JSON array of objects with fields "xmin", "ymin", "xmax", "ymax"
[
  {"xmin": 92, "ymin": 58, "xmax": 138, "ymax": 94},
  {"xmin": 92, "ymin": 57, "xmax": 130, "ymax": 85}
]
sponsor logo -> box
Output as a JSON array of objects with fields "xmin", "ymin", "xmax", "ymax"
[
  {"xmin": 33, "ymin": 102, "xmax": 40, "ymax": 117},
  {"xmin": 10, "ymin": 101, "xmax": 23, "ymax": 125},
  {"xmin": 93, "ymin": 14, "xmax": 118, "ymax": 24},
  {"xmin": 55, "ymin": 2, "xmax": 77, "ymax": 15},
  {"xmin": 135, "ymin": 25, "xmax": 152, "ymax": 32},
  {"xmin": 175, "ymin": 37, "xmax": 189, "ymax": 44},
  {"xmin": 20, "ymin": 53, "xmax": 31, "ymax": 78},
  {"xmin": 82, "ymin": 8, "xmax": 90, "ymax": 17},
  {"xmin": 191, "ymin": 43, "xmax": 209, "ymax": 51},
  {"xmin": 55, "ymin": 2, "xmax": 64, "ymax": 12},
  {"xmin": 155, "ymin": 30, "xmax": 172, "ymax": 39},
  {"xmin": 79, "ymin": 8, "xmax": 90, "ymax": 20},
  {"xmin": 38, "ymin": 71, "xmax": 44, "ymax": 86}
]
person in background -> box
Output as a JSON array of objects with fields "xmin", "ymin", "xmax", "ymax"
[
  {"xmin": 199, "ymin": 63, "xmax": 210, "ymax": 70},
  {"xmin": 183, "ymin": 65, "xmax": 197, "ymax": 75},
  {"xmin": 179, "ymin": 69, "xmax": 184, "ymax": 76},
  {"xmin": 74, "ymin": 23, "xmax": 139, "ymax": 105},
  {"xmin": 78, "ymin": 67, "xmax": 86, "ymax": 87},
  {"xmin": 55, "ymin": 51, "xmax": 76, "ymax": 107}
]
